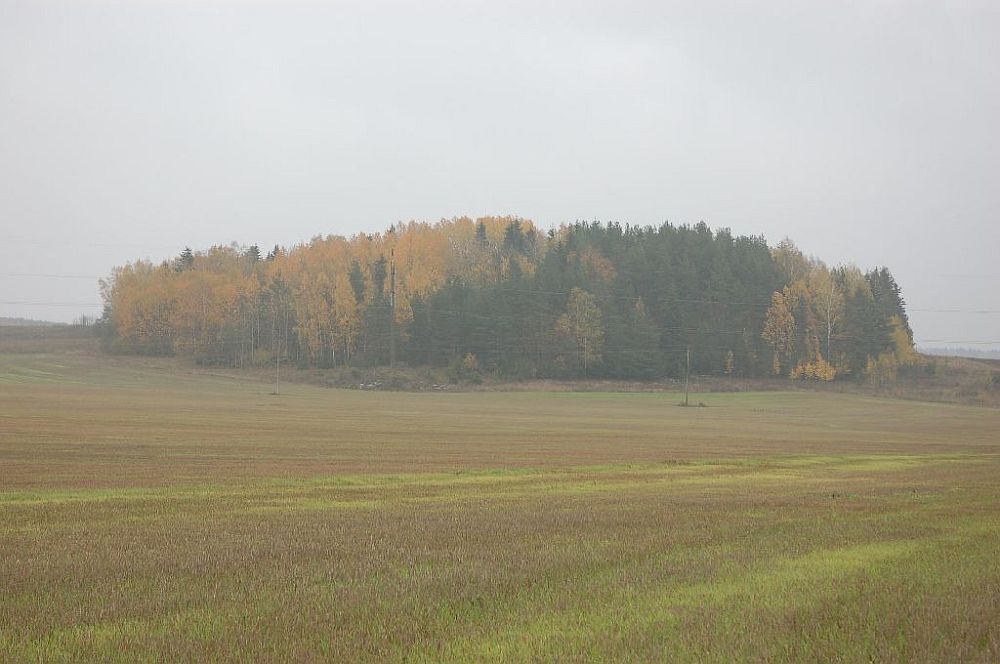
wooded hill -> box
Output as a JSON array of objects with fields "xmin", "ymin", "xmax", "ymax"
[{"xmin": 98, "ymin": 217, "xmax": 916, "ymax": 382}]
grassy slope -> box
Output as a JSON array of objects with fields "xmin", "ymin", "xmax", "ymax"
[{"xmin": 1, "ymin": 352, "xmax": 999, "ymax": 661}]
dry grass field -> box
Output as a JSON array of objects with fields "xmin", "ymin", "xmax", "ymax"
[{"xmin": 2, "ymin": 350, "xmax": 999, "ymax": 661}]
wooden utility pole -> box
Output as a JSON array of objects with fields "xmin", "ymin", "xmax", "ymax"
[
  {"xmin": 684, "ymin": 345, "xmax": 691, "ymax": 406},
  {"xmin": 389, "ymin": 248, "xmax": 396, "ymax": 369}
]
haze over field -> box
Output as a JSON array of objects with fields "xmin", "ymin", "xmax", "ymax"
[
  {"xmin": 1, "ymin": 1, "xmax": 998, "ymax": 349},
  {"xmin": 3, "ymin": 5, "xmax": 1000, "ymax": 656}
]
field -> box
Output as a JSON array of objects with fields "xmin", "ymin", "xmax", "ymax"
[{"xmin": 2, "ymin": 350, "xmax": 999, "ymax": 661}]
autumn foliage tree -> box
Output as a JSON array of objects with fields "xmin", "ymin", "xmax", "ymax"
[
  {"xmin": 555, "ymin": 288, "xmax": 605, "ymax": 374},
  {"xmin": 99, "ymin": 218, "xmax": 913, "ymax": 382},
  {"xmin": 759, "ymin": 240, "xmax": 914, "ymax": 382},
  {"xmin": 762, "ymin": 291, "xmax": 795, "ymax": 375}
]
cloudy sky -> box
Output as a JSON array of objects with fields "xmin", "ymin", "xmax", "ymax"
[{"xmin": 1, "ymin": 0, "xmax": 997, "ymax": 348}]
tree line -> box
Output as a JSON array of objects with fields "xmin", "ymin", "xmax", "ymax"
[{"xmin": 97, "ymin": 216, "xmax": 915, "ymax": 382}]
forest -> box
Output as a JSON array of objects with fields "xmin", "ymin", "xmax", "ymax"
[{"xmin": 98, "ymin": 217, "xmax": 915, "ymax": 382}]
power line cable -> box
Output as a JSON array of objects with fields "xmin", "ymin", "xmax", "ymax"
[
  {"xmin": 0, "ymin": 273, "xmax": 104, "ymax": 280},
  {"xmin": 0, "ymin": 300, "xmax": 104, "ymax": 307}
]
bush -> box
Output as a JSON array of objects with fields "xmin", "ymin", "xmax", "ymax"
[
  {"xmin": 445, "ymin": 353, "xmax": 484, "ymax": 384},
  {"xmin": 790, "ymin": 359, "xmax": 837, "ymax": 381},
  {"xmin": 462, "ymin": 353, "xmax": 479, "ymax": 372},
  {"xmin": 864, "ymin": 352, "xmax": 899, "ymax": 387}
]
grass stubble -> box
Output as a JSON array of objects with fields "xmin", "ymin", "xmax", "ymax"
[{"xmin": 1, "ymin": 353, "xmax": 999, "ymax": 661}]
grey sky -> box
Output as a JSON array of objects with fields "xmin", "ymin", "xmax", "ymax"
[{"xmin": 1, "ymin": 0, "xmax": 997, "ymax": 348}]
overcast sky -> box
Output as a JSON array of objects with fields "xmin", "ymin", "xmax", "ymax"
[{"xmin": 1, "ymin": 0, "xmax": 997, "ymax": 348}]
